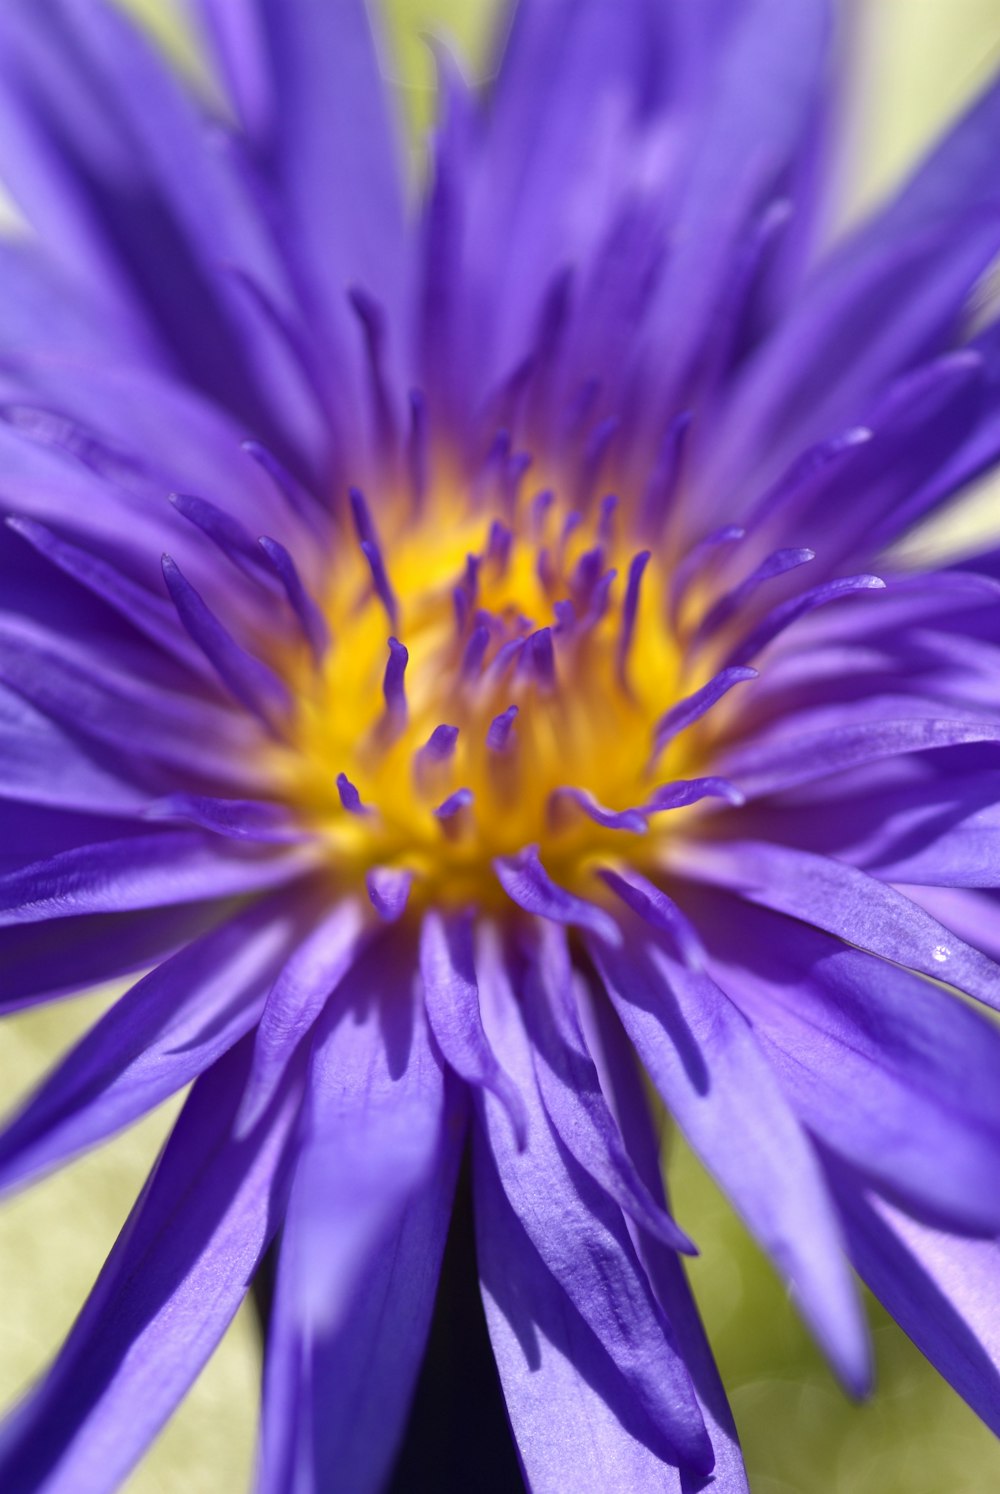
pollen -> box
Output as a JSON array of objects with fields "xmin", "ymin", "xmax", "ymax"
[{"xmin": 264, "ymin": 462, "xmax": 744, "ymax": 914}]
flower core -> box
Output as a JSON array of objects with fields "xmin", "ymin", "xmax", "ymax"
[{"xmin": 271, "ymin": 478, "xmax": 713, "ymax": 909}]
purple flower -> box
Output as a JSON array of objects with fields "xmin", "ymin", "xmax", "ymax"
[{"xmin": 1, "ymin": 0, "xmax": 1000, "ymax": 1488}]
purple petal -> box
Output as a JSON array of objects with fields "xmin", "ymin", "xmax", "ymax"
[
  {"xmin": 0, "ymin": 238, "xmax": 145, "ymax": 362},
  {"xmin": 692, "ymin": 545, "xmax": 815, "ymax": 647},
  {"xmin": 336, "ymin": 773, "xmax": 370, "ymax": 816},
  {"xmin": 494, "ymin": 846, "xmax": 621, "ymax": 945},
  {"xmin": 433, "ymin": 787, "xmax": 474, "ymax": 824},
  {"xmin": 478, "ymin": 0, "xmax": 674, "ymax": 380},
  {"xmin": 709, "ymin": 52, "xmax": 1000, "ymax": 501},
  {"xmin": 590, "ymin": 921, "xmax": 870, "ymax": 1392},
  {"xmin": 0, "ymin": 1, "xmax": 299, "ymax": 434},
  {"xmin": 475, "ymin": 1140, "xmax": 690, "ymax": 1493},
  {"xmin": 742, "ymin": 424, "xmax": 873, "ymax": 536},
  {"xmin": 487, "ymin": 704, "xmax": 518, "ymax": 751},
  {"xmin": 831, "ymin": 1169, "xmax": 1000, "ymax": 1437},
  {"xmin": 417, "ymin": 40, "xmax": 477, "ymax": 420},
  {"xmin": 257, "ymin": 534, "xmax": 331, "ymax": 665},
  {"xmin": 829, "ymin": 350, "xmax": 985, "ymax": 560},
  {"xmin": 247, "ymin": 0, "xmax": 405, "ymax": 368},
  {"xmin": 0, "ymin": 831, "xmax": 312, "ymax": 926},
  {"xmin": 382, "ymin": 635, "xmax": 408, "ymax": 721},
  {"xmin": 365, "ymin": 866, "xmax": 413, "ymax": 923},
  {"xmin": 161, "ymin": 555, "xmax": 292, "ymax": 732},
  {"xmin": 682, "ymin": 840, "xmax": 1000, "ymax": 1013},
  {"xmin": 653, "ymin": 666, "xmax": 757, "ymax": 759},
  {"xmin": 719, "ymin": 717, "xmax": 1000, "ymax": 799},
  {"xmin": 670, "ymin": 525, "xmax": 745, "ymax": 629},
  {"xmin": 236, "ymin": 899, "xmax": 368, "ymax": 1137},
  {"xmin": 145, "ymin": 793, "xmax": 308, "ymax": 843},
  {"xmin": 170, "ymin": 490, "xmax": 273, "ymax": 585},
  {"xmin": 873, "ymin": 805, "xmax": 1000, "ymax": 889},
  {"xmin": 0, "ymin": 612, "xmax": 263, "ymax": 787},
  {"xmin": 899, "ymin": 884, "xmax": 1000, "ymax": 967},
  {"xmin": 646, "ymin": 777, "xmax": 745, "ymax": 813},
  {"xmin": 0, "ymin": 681, "xmax": 145, "ymax": 815},
  {"xmin": 894, "ymin": 322, "xmax": 1000, "ymax": 537},
  {"xmin": 617, "ymin": 548, "xmax": 651, "ymax": 685},
  {"xmin": 693, "ymin": 887, "xmax": 1000, "ymax": 1234},
  {"xmin": 0, "ymin": 359, "xmax": 291, "ymax": 535},
  {"xmin": 0, "ymin": 895, "xmax": 296, "ymax": 1193},
  {"xmin": 416, "ymin": 723, "xmax": 459, "ymax": 771},
  {"xmin": 258, "ymin": 954, "xmax": 462, "ymax": 1494},
  {"xmin": 0, "ymin": 902, "xmax": 211, "ymax": 1012},
  {"xmin": 708, "ymin": 221, "xmax": 1000, "ymax": 503},
  {"xmin": 7, "ymin": 516, "xmax": 205, "ymax": 676},
  {"xmin": 582, "ymin": 989, "xmax": 749, "ymax": 1490},
  {"xmin": 643, "ymin": 0, "xmax": 831, "ymax": 414},
  {"xmin": 548, "ymin": 787, "xmax": 648, "ymax": 834},
  {"xmin": 190, "ymin": 0, "xmax": 270, "ymax": 135},
  {"xmin": 0, "ymin": 801, "xmax": 139, "ymax": 878},
  {"xmin": 722, "ymin": 574, "xmax": 885, "ymax": 669},
  {"xmin": 474, "ymin": 928, "xmax": 713, "ymax": 1475},
  {"xmin": 362, "ymin": 539, "xmax": 400, "ymax": 629},
  {"xmin": 349, "ymin": 284, "xmax": 400, "ymax": 459},
  {"xmin": 0, "ymin": 1036, "xmax": 303, "ymax": 1494},
  {"xmin": 598, "ymin": 866, "xmax": 706, "ymax": 969},
  {"xmin": 525, "ymin": 926, "xmax": 695, "ymax": 1254},
  {"xmin": 420, "ymin": 910, "xmax": 527, "ymax": 1149}
]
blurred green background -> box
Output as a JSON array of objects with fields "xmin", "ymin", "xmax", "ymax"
[{"xmin": 3, "ymin": 2, "xmax": 1000, "ymax": 1489}]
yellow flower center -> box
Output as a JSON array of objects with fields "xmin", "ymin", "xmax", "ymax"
[{"xmin": 268, "ymin": 478, "xmax": 715, "ymax": 910}]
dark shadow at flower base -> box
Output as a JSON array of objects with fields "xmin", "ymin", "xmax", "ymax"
[{"xmin": 251, "ymin": 1157, "xmax": 525, "ymax": 1493}]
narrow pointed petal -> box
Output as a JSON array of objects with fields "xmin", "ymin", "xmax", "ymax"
[
  {"xmin": 258, "ymin": 534, "xmax": 331, "ymax": 664},
  {"xmin": 692, "ymin": 890, "xmax": 1000, "ymax": 1233},
  {"xmin": 653, "ymin": 667, "xmax": 757, "ymax": 757},
  {"xmin": 145, "ymin": 793, "xmax": 307, "ymax": 843},
  {"xmin": 525, "ymin": 942, "xmax": 695, "ymax": 1254},
  {"xmin": 644, "ymin": 0, "xmax": 832, "ymax": 412},
  {"xmin": 7, "ymin": 516, "xmax": 206, "ymax": 675},
  {"xmin": 831, "ymin": 1168, "xmax": 1000, "ymax": 1437},
  {"xmin": 582, "ymin": 991, "xmax": 749, "ymax": 1490},
  {"xmin": 681, "ymin": 840, "xmax": 1000, "ymax": 1012},
  {"xmin": 0, "ymin": 1036, "xmax": 303, "ymax": 1494},
  {"xmin": 722, "ymin": 575, "xmax": 885, "ymax": 669},
  {"xmin": 248, "ymin": 0, "xmax": 405, "ymax": 373},
  {"xmin": 719, "ymin": 717, "xmax": 1000, "ymax": 799},
  {"xmin": 236, "ymin": 899, "xmax": 367, "ymax": 1136},
  {"xmin": 590, "ymin": 922, "xmax": 870, "ymax": 1392},
  {"xmin": 170, "ymin": 491, "xmax": 273, "ymax": 584},
  {"xmin": 0, "ymin": 612, "xmax": 260, "ymax": 785},
  {"xmin": 0, "ymin": 902, "xmax": 209, "ymax": 1012},
  {"xmin": 258, "ymin": 954, "xmax": 463, "ymax": 1494},
  {"xmin": 0, "ymin": 681, "xmax": 145, "ymax": 815},
  {"xmin": 0, "ymin": 896, "xmax": 295, "ymax": 1193},
  {"xmin": 494, "ymin": 846, "xmax": 621, "ymax": 944},
  {"xmin": 0, "ymin": 831, "xmax": 312, "ymax": 926},
  {"xmin": 474, "ymin": 929, "xmax": 713, "ymax": 1475},
  {"xmin": 420, "ymin": 910, "xmax": 528, "ymax": 1149},
  {"xmin": 161, "ymin": 555, "xmax": 292, "ymax": 731},
  {"xmin": 474, "ymin": 1138, "xmax": 686, "ymax": 1494},
  {"xmin": 365, "ymin": 866, "xmax": 413, "ymax": 922}
]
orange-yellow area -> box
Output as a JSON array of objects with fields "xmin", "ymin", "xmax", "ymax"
[{"xmin": 269, "ymin": 483, "xmax": 702, "ymax": 908}]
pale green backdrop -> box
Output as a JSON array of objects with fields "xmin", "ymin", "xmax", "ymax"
[{"xmin": 2, "ymin": 3, "xmax": 1000, "ymax": 1490}]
